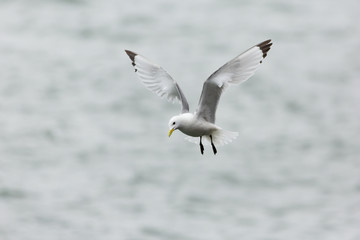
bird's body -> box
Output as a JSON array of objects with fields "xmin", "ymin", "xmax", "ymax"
[
  {"xmin": 125, "ymin": 39, "xmax": 272, "ymax": 154},
  {"xmin": 169, "ymin": 113, "xmax": 218, "ymax": 137}
]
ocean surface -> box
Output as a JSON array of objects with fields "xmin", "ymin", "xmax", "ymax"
[{"xmin": 1, "ymin": 0, "xmax": 360, "ymax": 239}]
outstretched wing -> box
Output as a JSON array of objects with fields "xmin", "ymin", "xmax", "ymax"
[
  {"xmin": 195, "ymin": 39, "xmax": 272, "ymax": 123},
  {"xmin": 125, "ymin": 50, "xmax": 189, "ymax": 113}
]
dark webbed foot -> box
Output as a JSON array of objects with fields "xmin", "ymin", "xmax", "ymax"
[
  {"xmin": 200, "ymin": 136, "xmax": 204, "ymax": 155},
  {"xmin": 210, "ymin": 135, "xmax": 217, "ymax": 155}
]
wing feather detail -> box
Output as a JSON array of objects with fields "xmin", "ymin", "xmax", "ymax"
[
  {"xmin": 195, "ymin": 40, "xmax": 272, "ymax": 123},
  {"xmin": 125, "ymin": 50, "xmax": 189, "ymax": 113}
]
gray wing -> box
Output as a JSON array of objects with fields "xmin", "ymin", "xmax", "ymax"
[
  {"xmin": 195, "ymin": 39, "xmax": 272, "ymax": 123},
  {"xmin": 125, "ymin": 50, "xmax": 189, "ymax": 113}
]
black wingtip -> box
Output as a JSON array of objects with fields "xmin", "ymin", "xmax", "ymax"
[
  {"xmin": 125, "ymin": 50, "xmax": 137, "ymax": 62},
  {"xmin": 257, "ymin": 39, "xmax": 272, "ymax": 59}
]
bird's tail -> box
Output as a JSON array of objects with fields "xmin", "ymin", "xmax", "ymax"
[
  {"xmin": 185, "ymin": 129, "xmax": 238, "ymax": 146},
  {"xmin": 207, "ymin": 128, "xmax": 239, "ymax": 146}
]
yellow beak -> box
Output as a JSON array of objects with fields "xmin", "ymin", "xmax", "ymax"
[{"xmin": 168, "ymin": 128, "xmax": 174, "ymax": 137}]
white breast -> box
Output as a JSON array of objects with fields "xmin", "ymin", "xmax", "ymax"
[{"xmin": 177, "ymin": 113, "xmax": 218, "ymax": 137}]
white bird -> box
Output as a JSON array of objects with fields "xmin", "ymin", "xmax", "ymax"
[{"xmin": 125, "ymin": 39, "xmax": 272, "ymax": 155}]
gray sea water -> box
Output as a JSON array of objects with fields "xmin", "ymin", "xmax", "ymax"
[{"xmin": 1, "ymin": 0, "xmax": 360, "ymax": 239}]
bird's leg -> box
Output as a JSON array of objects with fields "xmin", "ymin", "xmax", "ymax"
[
  {"xmin": 200, "ymin": 136, "xmax": 204, "ymax": 155},
  {"xmin": 210, "ymin": 135, "xmax": 217, "ymax": 155}
]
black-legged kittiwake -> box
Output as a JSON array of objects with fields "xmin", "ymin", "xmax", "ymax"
[{"xmin": 125, "ymin": 39, "xmax": 272, "ymax": 155}]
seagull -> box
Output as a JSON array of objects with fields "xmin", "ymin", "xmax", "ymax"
[{"xmin": 125, "ymin": 39, "xmax": 272, "ymax": 155}]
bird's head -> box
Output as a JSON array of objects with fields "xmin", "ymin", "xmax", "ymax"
[{"xmin": 168, "ymin": 115, "xmax": 181, "ymax": 137}]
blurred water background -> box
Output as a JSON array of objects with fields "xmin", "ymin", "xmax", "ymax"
[{"xmin": 1, "ymin": 0, "xmax": 360, "ymax": 239}]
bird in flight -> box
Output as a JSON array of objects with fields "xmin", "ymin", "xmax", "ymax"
[{"xmin": 125, "ymin": 39, "xmax": 272, "ymax": 155}]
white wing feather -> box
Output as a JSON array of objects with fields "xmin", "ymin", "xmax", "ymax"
[
  {"xmin": 195, "ymin": 40, "xmax": 272, "ymax": 123},
  {"xmin": 125, "ymin": 50, "xmax": 189, "ymax": 113}
]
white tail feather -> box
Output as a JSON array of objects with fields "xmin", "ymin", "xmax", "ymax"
[{"xmin": 185, "ymin": 129, "xmax": 238, "ymax": 146}]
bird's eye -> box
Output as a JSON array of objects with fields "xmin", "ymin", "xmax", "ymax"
[{"xmin": 172, "ymin": 122, "xmax": 175, "ymax": 125}]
